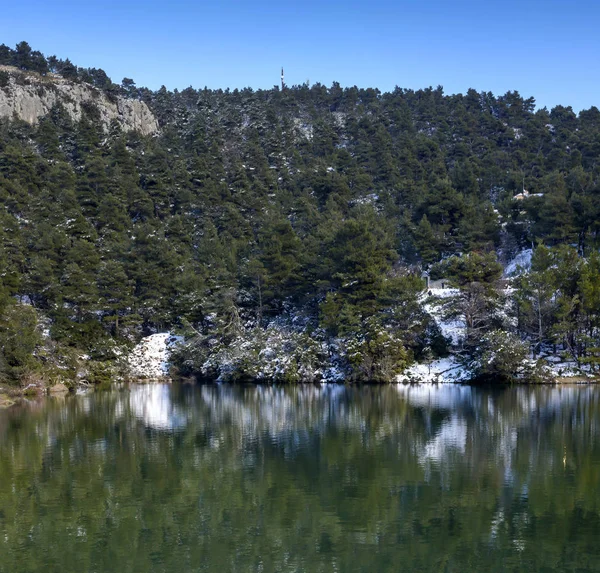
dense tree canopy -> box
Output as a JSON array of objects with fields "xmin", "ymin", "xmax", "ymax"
[{"xmin": 1, "ymin": 41, "xmax": 600, "ymax": 382}]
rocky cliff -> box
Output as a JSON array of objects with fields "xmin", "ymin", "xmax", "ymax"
[{"xmin": 0, "ymin": 66, "xmax": 159, "ymax": 135}]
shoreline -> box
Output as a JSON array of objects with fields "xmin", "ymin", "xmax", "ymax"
[{"xmin": 2, "ymin": 373, "xmax": 600, "ymax": 408}]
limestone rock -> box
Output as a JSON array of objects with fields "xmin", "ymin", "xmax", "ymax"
[{"xmin": 0, "ymin": 66, "xmax": 159, "ymax": 135}]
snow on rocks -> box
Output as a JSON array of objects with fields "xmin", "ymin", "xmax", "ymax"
[
  {"xmin": 504, "ymin": 249, "xmax": 532, "ymax": 277},
  {"xmin": 128, "ymin": 333, "xmax": 184, "ymax": 379},
  {"xmin": 397, "ymin": 356, "xmax": 471, "ymax": 383},
  {"xmin": 545, "ymin": 359, "xmax": 596, "ymax": 379}
]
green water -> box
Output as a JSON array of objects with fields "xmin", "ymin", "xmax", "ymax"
[{"xmin": 1, "ymin": 384, "xmax": 600, "ymax": 573}]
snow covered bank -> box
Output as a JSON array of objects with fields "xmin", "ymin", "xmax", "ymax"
[
  {"xmin": 544, "ymin": 357, "xmax": 597, "ymax": 380},
  {"xmin": 397, "ymin": 357, "xmax": 471, "ymax": 383},
  {"xmin": 128, "ymin": 333, "xmax": 184, "ymax": 379},
  {"xmin": 394, "ymin": 289, "xmax": 471, "ymax": 382}
]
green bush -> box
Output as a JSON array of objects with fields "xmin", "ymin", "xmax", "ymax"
[
  {"xmin": 473, "ymin": 330, "xmax": 550, "ymax": 383},
  {"xmin": 0, "ymin": 302, "xmax": 41, "ymax": 383},
  {"xmin": 346, "ymin": 324, "xmax": 409, "ymax": 383}
]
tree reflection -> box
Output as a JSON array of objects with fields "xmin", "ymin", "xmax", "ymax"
[{"xmin": 1, "ymin": 384, "xmax": 600, "ymax": 572}]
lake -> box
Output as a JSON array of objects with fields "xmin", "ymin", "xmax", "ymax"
[{"xmin": 1, "ymin": 383, "xmax": 599, "ymax": 572}]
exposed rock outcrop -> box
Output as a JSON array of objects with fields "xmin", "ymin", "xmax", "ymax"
[{"xmin": 0, "ymin": 66, "xmax": 159, "ymax": 135}]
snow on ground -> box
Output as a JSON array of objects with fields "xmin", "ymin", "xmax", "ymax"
[
  {"xmin": 128, "ymin": 333, "xmax": 184, "ymax": 379},
  {"xmin": 396, "ymin": 288, "xmax": 470, "ymax": 382},
  {"xmin": 397, "ymin": 356, "xmax": 471, "ymax": 383},
  {"xmin": 504, "ymin": 249, "xmax": 532, "ymax": 277},
  {"xmin": 545, "ymin": 359, "xmax": 596, "ymax": 379},
  {"xmin": 426, "ymin": 287, "xmax": 458, "ymax": 300},
  {"xmin": 422, "ymin": 288, "xmax": 465, "ymax": 345},
  {"xmin": 529, "ymin": 349, "xmax": 597, "ymax": 379},
  {"xmin": 434, "ymin": 315, "xmax": 465, "ymax": 346}
]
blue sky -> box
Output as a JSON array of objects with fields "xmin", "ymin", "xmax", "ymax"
[{"xmin": 2, "ymin": 0, "xmax": 598, "ymax": 111}]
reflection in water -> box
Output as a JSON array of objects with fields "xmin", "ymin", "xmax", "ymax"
[
  {"xmin": 129, "ymin": 384, "xmax": 188, "ymax": 430},
  {"xmin": 1, "ymin": 383, "xmax": 600, "ymax": 572}
]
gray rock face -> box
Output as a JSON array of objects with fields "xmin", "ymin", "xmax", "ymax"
[{"xmin": 0, "ymin": 66, "xmax": 159, "ymax": 135}]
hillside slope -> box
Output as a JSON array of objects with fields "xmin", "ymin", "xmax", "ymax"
[{"xmin": 0, "ymin": 42, "xmax": 599, "ymax": 384}]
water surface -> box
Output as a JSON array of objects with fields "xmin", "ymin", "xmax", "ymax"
[{"xmin": 1, "ymin": 384, "xmax": 600, "ymax": 572}]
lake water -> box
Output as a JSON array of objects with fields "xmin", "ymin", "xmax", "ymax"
[{"xmin": 1, "ymin": 384, "xmax": 600, "ymax": 572}]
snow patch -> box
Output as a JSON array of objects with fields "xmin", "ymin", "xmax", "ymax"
[
  {"xmin": 422, "ymin": 288, "xmax": 465, "ymax": 345},
  {"xmin": 545, "ymin": 358, "xmax": 596, "ymax": 379},
  {"xmin": 397, "ymin": 356, "xmax": 471, "ymax": 383},
  {"xmin": 504, "ymin": 249, "xmax": 532, "ymax": 277},
  {"xmin": 128, "ymin": 333, "xmax": 184, "ymax": 379}
]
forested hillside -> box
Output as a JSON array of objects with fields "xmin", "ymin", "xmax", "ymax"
[{"xmin": 1, "ymin": 41, "xmax": 599, "ymax": 384}]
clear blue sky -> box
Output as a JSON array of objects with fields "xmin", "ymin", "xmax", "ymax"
[{"xmin": 2, "ymin": 0, "xmax": 598, "ymax": 111}]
